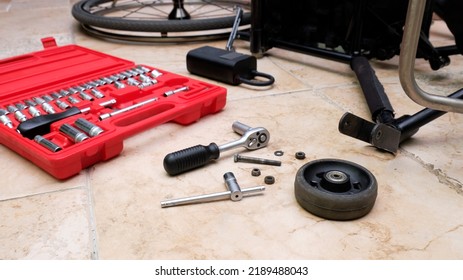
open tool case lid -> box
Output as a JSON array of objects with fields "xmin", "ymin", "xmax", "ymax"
[{"xmin": 0, "ymin": 38, "xmax": 227, "ymax": 179}]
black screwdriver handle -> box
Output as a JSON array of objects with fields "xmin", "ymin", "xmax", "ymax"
[
  {"xmin": 163, "ymin": 143, "xmax": 220, "ymax": 175},
  {"xmin": 17, "ymin": 107, "xmax": 81, "ymax": 139}
]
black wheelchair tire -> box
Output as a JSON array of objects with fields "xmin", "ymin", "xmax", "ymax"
[
  {"xmin": 71, "ymin": 0, "xmax": 251, "ymax": 33},
  {"xmin": 294, "ymin": 159, "xmax": 378, "ymax": 221}
]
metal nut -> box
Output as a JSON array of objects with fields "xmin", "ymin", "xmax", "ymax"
[
  {"xmin": 264, "ymin": 175, "xmax": 275, "ymax": 185},
  {"xmin": 274, "ymin": 150, "xmax": 284, "ymax": 156},
  {"xmin": 251, "ymin": 168, "xmax": 261, "ymax": 177},
  {"xmin": 295, "ymin": 151, "xmax": 306, "ymax": 160}
]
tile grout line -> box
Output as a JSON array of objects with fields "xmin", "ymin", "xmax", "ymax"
[
  {"xmin": 400, "ymin": 148, "xmax": 463, "ymax": 195},
  {"xmin": 0, "ymin": 185, "xmax": 84, "ymax": 203},
  {"xmin": 84, "ymin": 169, "xmax": 100, "ymax": 260}
]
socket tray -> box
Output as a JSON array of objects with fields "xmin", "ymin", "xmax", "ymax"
[{"xmin": 0, "ymin": 37, "xmax": 227, "ymax": 179}]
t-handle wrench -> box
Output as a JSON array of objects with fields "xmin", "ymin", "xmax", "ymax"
[
  {"xmin": 163, "ymin": 121, "xmax": 270, "ymax": 175},
  {"xmin": 161, "ymin": 172, "xmax": 265, "ymax": 208}
]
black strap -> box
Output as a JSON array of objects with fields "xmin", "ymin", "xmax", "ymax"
[{"xmin": 239, "ymin": 70, "xmax": 275, "ymax": 87}]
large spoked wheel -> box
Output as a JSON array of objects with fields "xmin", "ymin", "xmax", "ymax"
[
  {"xmin": 72, "ymin": 0, "xmax": 251, "ymax": 43},
  {"xmin": 294, "ymin": 159, "xmax": 378, "ymax": 221}
]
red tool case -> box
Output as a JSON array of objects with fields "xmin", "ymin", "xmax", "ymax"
[{"xmin": 0, "ymin": 38, "xmax": 227, "ymax": 179}]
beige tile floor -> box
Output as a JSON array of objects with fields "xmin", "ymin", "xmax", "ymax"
[{"xmin": 1, "ymin": 0, "xmax": 463, "ymax": 260}]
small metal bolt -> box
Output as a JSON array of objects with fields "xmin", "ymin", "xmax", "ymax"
[{"xmin": 234, "ymin": 154, "xmax": 281, "ymax": 166}]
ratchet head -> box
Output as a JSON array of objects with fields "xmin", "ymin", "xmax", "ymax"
[
  {"xmin": 239, "ymin": 126, "xmax": 270, "ymax": 150},
  {"xmin": 218, "ymin": 121, "xmax": 271, "ymax": 153}
]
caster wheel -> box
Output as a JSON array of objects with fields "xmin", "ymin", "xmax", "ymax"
[{"xmin": 294, "ymin": 159, "xmax": 378, "ymax": 220}]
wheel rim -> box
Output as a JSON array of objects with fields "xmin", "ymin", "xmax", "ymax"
[
  {"xmin": 73, "ymin": 0, "xmax": 251, "ymax": 42},
  {"xmin": 303, "ymin": 159, "xmax": 374, "ymax": 195}
]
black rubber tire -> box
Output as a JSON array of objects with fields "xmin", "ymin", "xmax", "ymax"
[
  {"xmin": 294, "ymin": 159, "xmax": 378, "ymax": 221},
  {"xmin": 71, "ymin": 0, "xmax": 251, "ymax": 33}
]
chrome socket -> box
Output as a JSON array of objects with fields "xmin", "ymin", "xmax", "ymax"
[
  {"xmin": 87, "ymin": 81, "xmax": 100, "ymax": 88},
  {"xmin": 56, "ymin": 100, "xmax": 71, "ymax": 110},
  {"xmin": 67, "ymin": 96, "xmax": 80, "ymax": 104},
  {"xmin": 96, "ymin": 79, "xmax": 107, "ymax": 85},
  {"xmin": 133, "ymin": 68, "xmax": 145, "ymax": 75},
  {"xmin": 151, "ymin": 69, "xmax": 163, "ymax": 78},
  {"xmin": 69, "ymin": 88, "xmax": 80, "ymax": 95},
  {"xmin": 24, "ymin": 99, "xmax": 37, "ymax": 107},
  {"xmin": 50, "ymin": 92, "xmax": 63, "ymax": 99},
  {"xmin": 127, "ymin": 78, "xmax": 140, "ymax": 86},
  {"xmin": 139, "ymin": 74, "xmax": 157, "ymax": 85},
  {"xmin": 78, "ymin": 91, "xmax": 94, "ymax": 101},
  {"xmin": 0, "ymin": 114, "xmax": 13, "ymax": 128},
  {"xmin": 128, "ymin": 69, "xmax": 139, "ymax": 76},
  {"xmin": 137, "ymin": 65, "xmax": 151, "ymax": 73},
  {"xmin": 59, "ymin": 89, "xmax": 71, "ymax": 96},
  {"xmin": 14, "ymin": 111, "xmax": 27, "ymax": 122},
  {"xmin": 59, "ymin": 124, "xmax": 89, "ymax": 143},
  {"xmin": 7, "ymin": 105, "xmax": 27, "ymax": 122},
  {"xmin": 114, "ymin": 81, "xmax": 126, "ymax": 89},
  {"xmin": 28, "ymin": 106, "xmax": 42, "ymax": 117},
  {"xmin": 102, "ymin": 77, "xmax": 114, "ymax": 84},
  {"xmin": 33, "ymin": 97, "xmax": 45, "ymax": 104},
  {"xmin": 15, "ymin": 103, "xmax": 28, "ymax": 110},
  {"xmin": 42, "ymin": 95, "xmax": 54, "ymax": 102},
  {"xmin": 74, "ymin": 118, "xmax": 104, "ymax": 137},
  {"xmin": 41, "ymin": 102, "xmax": 56, "ymax": 114},
  {"xmin": 90, "ymin": 88, "xmax": 105, "ymax": 99},
  {"xmin": 34, "ymin": 135, "xmax": 62, "ymax": 152}
]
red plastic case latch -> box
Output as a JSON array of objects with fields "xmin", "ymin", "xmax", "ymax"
[{"xmin": 41, "ymin": 37, "xmax": 57, "ymax": 49}]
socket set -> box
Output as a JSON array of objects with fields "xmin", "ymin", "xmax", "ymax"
[{"xmin": 0, "ymin": 38, "xmax": 227, "ymax": 179}]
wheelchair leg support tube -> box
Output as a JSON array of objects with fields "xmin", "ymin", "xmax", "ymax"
[{"xmin": 351, "ymin": 56, "xmax": 395, "ymax": 124}]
